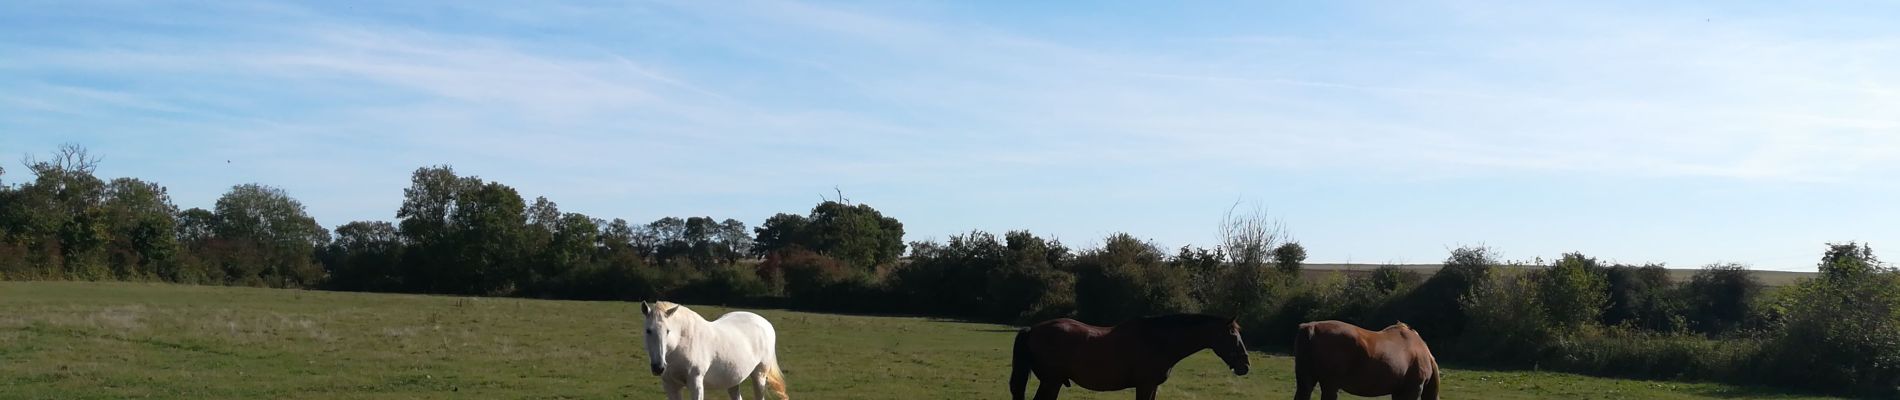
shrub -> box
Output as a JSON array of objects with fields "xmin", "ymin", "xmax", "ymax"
[
  {"xmin": 1256, "ymin": 269, "xmax": 1423, "ymax": 349},
  {"xmin": 535, "ymin": 260, "xmax": 660, "ymax": 301},
  {"xmin": 0, "ymin": 242, "xmax": 29, "ymax": 280},
  {"xmin": 1759, "ymin": 247, "xmax": 1900, "ymax": 397},
  {"xmin": 985, "ymin": 231, "xmax": 1076, "ymax": 324},
  {"xmin": 1538, "ymin": 252, "xmax": 1608, "ymax": 329},
  {"xmin": 1272, "ymin": 241, "xmax": 1306, "ymax": 275},
  {"xmin": 673, "ymin": 263, "xmax": 771, "ymax": 305},
  {"xmin": 1208, "ymin": 205, "xmax": 1284, "ymax": 322},
  {"xmin": 645, "ymin": 260, "xmax": 701, "ymax": 298},
  {"xmin": 1286, "ymin": 267, "xmax": 1419, "ymax": 337},
  {"xmin": 986, "ymin": 263, "xmax": 1076, "ymax": 324},
  {"xmin": 169, "ymin": 252, "xmax": 222, "ymax": 285},
  {"xmin": 1173, "ymin": 246, "xmax": 1226, "ymax": 313},
  {"xmin": 1347, "ymin": 266, "xmax": 1422, "ymax": 323},
  {"xmin": 1602, "ymin": 263, "xmax": 1684, "ymax": 332},
  {"xmin": 888, "ymin": 232, "xmax": 1005, "ymax": 317},
  {"xmin": 1544, "ymin": 328, "xmax": 1759, "ymax": 381},
  {"xmin": 1204, "ymin": 262, "xmax": 1278, "ymax": 322},
  {"xmin": 1819, "ymin": 241, "xmax": 1880, "ymax": 281},
  {"xmin": 1073, "ymin": 233, "xmax": 1196, "ymax": 325},
  {"xmin": 754, "ymin": 247, "xmax": 896, "ymax": 313},
  {"xmin": 1457, "ymin": 268, "xmax": 1549, "ymax": 364},
  {"xmin": 1681, "ymin": 263, "xmax": 1762, "ymax": 335},
  {"xmin": 1255, "ymin": 276, "xmax": 1333, "ymax": 347},
  {"xmin": 763, "ymin": 248, "xmax": 855, "ymax": 301},
  {"xmin": 1397, "ymin": 246, "xmax": 1498, "ymax": 343},
  {"xmin": 751, "ymin": 201, "xmax": 906, "ymax": 271}
]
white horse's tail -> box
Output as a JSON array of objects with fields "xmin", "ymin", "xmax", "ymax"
[{"xmin": 763, "ymin": 352, "xmax": 788, "ymax": 400}]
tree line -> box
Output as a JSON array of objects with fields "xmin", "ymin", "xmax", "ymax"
[{"xmin": 2, "ymin": 144, "xmax": 1896, "ymax": 397}]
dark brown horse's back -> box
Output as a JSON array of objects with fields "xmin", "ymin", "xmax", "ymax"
[
  {"xmin": 1294, "ymin": 320, "xmax": 1439, "ymax": 400},
  {"xmin": 1011, "ymin": 315, "xmax": 1250, "ymax": 400},
  {"xmin": 1014, "ymin": 319, "xmax": 1117, "ymax": 391}
]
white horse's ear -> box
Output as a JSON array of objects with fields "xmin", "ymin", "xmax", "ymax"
[
  {"xmin": 641, "ymin": 301, "xmax": 652, "ymax": 315},
  {"xmin": 665, "ymin": 305, "xmax": 679, "ymax": 317}
]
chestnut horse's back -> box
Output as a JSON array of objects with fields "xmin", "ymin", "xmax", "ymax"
[{"xmin": 1294, "ymin": 320, "xmax": 1440, "ymax": 400}]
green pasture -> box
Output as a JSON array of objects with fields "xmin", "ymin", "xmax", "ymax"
[{"xmin": 0, "ymin": 282, "xmax": 1830, "ymax": 399}]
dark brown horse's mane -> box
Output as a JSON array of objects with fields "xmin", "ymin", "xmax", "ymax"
[{"xmin": 1131, "ymin": 313, "xmax": 1231, "ymax": 330}]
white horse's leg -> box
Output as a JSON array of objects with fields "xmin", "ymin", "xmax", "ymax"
[
  {"xmin": 689, "ymin": 374, "xmax": 707, "ymax": 400},
  {"xmin": 665, "ymin": 378, "xmax": 684, "ymax": 400},
  {"xmin": 750, "ymin": 366, "xmax": 768, "ymax": 400}
]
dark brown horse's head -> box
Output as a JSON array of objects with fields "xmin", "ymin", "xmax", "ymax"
[{"xmin": 1209, "ymin": 317, "xmax": 1250, "ymax": 376}]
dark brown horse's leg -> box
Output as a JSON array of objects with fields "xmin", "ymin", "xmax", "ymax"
[
  {"xmin": 1134, "ymin": 385, "xmax": 1157, "ymax": 400},
  {"xmin": 1318, "ymin": 383, "xmax": 1339, "ymax": 400},
  {"xmin": 1032, "ymin": 379, "xmax": 1062, "ymax": 400}
]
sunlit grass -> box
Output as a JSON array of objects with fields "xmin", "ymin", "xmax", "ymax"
[{"xmin": 0, "ymin": 282, "xmax": 1832, "ymax": 399}]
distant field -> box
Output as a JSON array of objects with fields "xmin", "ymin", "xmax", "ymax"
[
  {"xmin": 1303, "ymin": 263, "xmax": 1817, "ymax": 286},
  {"xmin": 0, "ymin": 282, "xmax": 1832, "ymax": 399}
]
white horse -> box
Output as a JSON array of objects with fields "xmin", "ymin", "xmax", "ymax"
[{"xmin": 641, "ymin": 301, "xmax": 788, "ymax": 400}]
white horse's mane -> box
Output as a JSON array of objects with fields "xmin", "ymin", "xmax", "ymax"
[{"xmin": 652, "ymin": 301, "xmax": 697, "ymax": 318}]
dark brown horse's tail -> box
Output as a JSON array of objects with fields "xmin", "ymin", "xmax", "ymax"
[{"xmin": 1009, "ymin": 327, "xmax": 1033, "ymax": 400}]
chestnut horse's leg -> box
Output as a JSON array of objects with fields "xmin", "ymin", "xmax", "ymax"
[
  {"xmin": 1135, "ymin": 385, "xmax": 1157, "ymax": 400},
  {"xmin": 1294, "ymin": 370, "xmax": 1315, "ymax": 400},
  {"xmin": 1392, "ymin": 385, "xmax": 1421, "ymax": 400},
  {"xmin": 1294, "ymin": 331, "xmax": 1315, "ymax": 400}
]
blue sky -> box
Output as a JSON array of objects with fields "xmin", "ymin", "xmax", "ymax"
[{"xmin": 3, "ymin": 1, "xmax": 1896, "ymax": 271}]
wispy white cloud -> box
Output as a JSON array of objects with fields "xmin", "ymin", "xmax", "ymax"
[
  {"xmin": 3, "ymin": 0, "xmax": 1897, "ymax": 269},
  {"xmin": 11, "ymin": 1, "xmax": 1898, "ymax": 182},
  {"xmin": 654, "ymin": 0, "xmax": 1900, "ymax": 184}
]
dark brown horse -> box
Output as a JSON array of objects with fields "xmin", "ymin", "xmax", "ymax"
[
  {"xmin": 1294, "ymin": 320, "xmax": 1440, "ymax": 400},
  {"xmin": 1010, "ymin": 314, "xmax": 1250, "ymax": 400}
]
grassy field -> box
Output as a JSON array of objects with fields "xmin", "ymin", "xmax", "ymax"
[{"xmin": 0, "ymin": 282, "xmax": 1834, "ymax": 399}]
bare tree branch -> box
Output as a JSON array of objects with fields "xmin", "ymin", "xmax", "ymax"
[
  {"xmin": 1218, "ymin": 199, "xmax": 1284, "ymax": 267},
  {"xmin": 23, "ymin": 143, "xmax": 101, "ymax": 177}
]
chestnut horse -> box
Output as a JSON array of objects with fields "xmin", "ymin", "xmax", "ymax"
[
  {"xmin": 1010, "ymin": 314, "xmax": 1250, "ymax": 400},
  {"xmin": 1294, "ymin": 320, "xmax": 1440, "ymax": 400}
]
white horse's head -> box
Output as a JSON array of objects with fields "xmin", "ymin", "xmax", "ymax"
[{"xmin": 641, "ymin": 301, "xmax": 683, "ymax": 376}]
